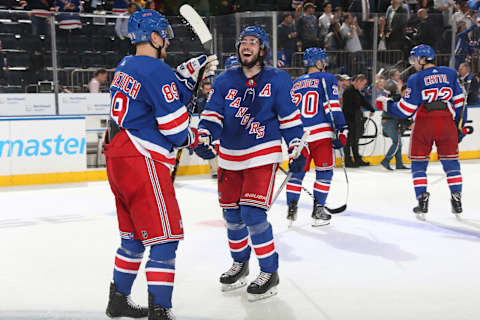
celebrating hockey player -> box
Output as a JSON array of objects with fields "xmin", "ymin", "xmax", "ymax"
[
  {"xmin": 384, "ymin": 44, "xmax": 466, "ymax": 219},
  {"xmin": 104, "ymin": 10, "xmax": 217, "ymax": 320},
  {"xmin": 286, "ymin": 48, "xmax": 348, "ymax": 227},
  {"xmin": 194, "ymin": 26, "xmax": 308, "ymax": 301}
]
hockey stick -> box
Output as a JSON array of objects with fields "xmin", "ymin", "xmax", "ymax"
[
  {"xmin": 171, "ymin": 5, "xmax": 213, "ymax": 182},
  {"xmin": 321, "ymin": 77, "xmax": 348, "ymax": 214},
  {"xmin": 277, "ymin": 166, "xmax": 345, "ymax": 214},
  {"xmin": 269, "ymin": 131, "xmax": 309, "ymax": 210},
  {"xmin": 457, "ymin": 79, "xmax": 471, "ymax": 130}
]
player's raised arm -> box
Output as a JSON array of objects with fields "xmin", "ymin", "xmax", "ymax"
[{"xmin": 197, "ymin": 73, "xmax": 226, "ymax": 141}]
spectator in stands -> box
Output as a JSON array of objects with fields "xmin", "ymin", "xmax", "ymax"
[
  {"xmin": 319, "ymin": 2, "xmax": 335, "ymax": 43},
  {"xmin": 452, "ymin": 1, "xmax": 473, "ymax": 29},
  {"xmin": 195, "ymin": 78, "xmax": 213, "ymax": 115},
  {"xmin": 458, "ymin": 62, "xmax": 480, "ymax": 105},
  {"xmin": 145, "ymin": 1, "xmax": 156, "ymax": 10},
  {"xmin": 413, "ymin": 8, "xmax": 437, "ymax": 48},
  {"xmin": 278, "ymin": 13, "xmax": 297, "ymax": 66},
  {"xmin": 56, "ymin": 0, "xmax": 82, "ymax": 30},
  {"xmin": 88, "ymin": 68, "xmax": 108, "ymax": 93},
  {"xmin": 342, "ymin": 74, "xmax": 375, "ymax": 167},
  {"xmin": 0, "ymin": 40, "xmax": 7, "ymax": 85},
  {"xmin": 336, "ymin": 73, "xmax": 351, "ymax": 105},
  {"xmin": 455, "ymin": 19, "xmax": 479, "ymax": 68},
  {"xmin": 27, "ymin": 0, "xmax": 55, "ymax": 36},
  {"xmin": 364, "ymin": 74, "xmax": 386, "ymax": 105},
  {"xmin": 112, "ymin": 0, "xmax": 129, "ymax": 14},
  {"xmin": 434, "ymin": 0, "xmax": 454, "ymax": 26},
  {"xmin": 385, "ymin": 0, "xmax": 408, "ymax": 51},
  {"xmin": 347, "ymin": 0, "xmax": 375, "ymax": 49},
  {"xmin": 115, "ymin": 2, "xmax": 137, "ymax": 57},
  {"xmin": 26, "ymin": 49, "xmax": 47, "ymax": 85},
  {"xmin": 324, "ymin": 20, "xmax": 345, "ymax": 50},
  {"xmin": 378, "ymin": 16, "xmax": 387, "ymax": 50},
  {"xmin": 296, "ymin": 2, "xmax": 321, "ymax": 50},
  {"xmin": 340, "ymin": 13, "xmax": 363, "ymax": 52}
]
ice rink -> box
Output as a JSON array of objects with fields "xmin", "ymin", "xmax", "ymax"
[{"xmin": 1, "ymin": 160, "xmax": 480, "ymax": 320}]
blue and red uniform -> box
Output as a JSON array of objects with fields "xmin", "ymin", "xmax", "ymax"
[{"xmin": 388, "ymin": 66, "xmax": 465, "ymax": 199}]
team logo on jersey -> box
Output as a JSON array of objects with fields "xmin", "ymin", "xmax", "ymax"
[
  {"xmin": 259, "ymin": 83, "xmax": 271, "ymax": 97},
  {"xmin": 229, "ymin": 97, "xmax": 241, "ymax": 108},
  {"xmin": 225, "ymin": 89, "xmax": 238, "ymax": 100},
  {"xmin": 235, "ymin": 107, "xmax": 265, "ymax": 139}
]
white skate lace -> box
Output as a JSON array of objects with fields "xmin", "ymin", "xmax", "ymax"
[
  {"xmin": 252, "ymin": 271, "xmax": 271, "ymax": 286},
  {"xmin": 225, "ymin": 262, "xmax": 243, "ymax": 276},
  {"xmin": 166, "ymin": 308, "xmax": 176, "ymax": 320},
  {"xmin": 126, "ymin": 296, "xmax": 144, "ymax": 311}
]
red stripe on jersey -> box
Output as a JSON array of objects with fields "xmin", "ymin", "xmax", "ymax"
[
  {"xmin": 286, "ymin": 185, "xmax": 302, "ymax": 192},
  {"xmin": 323, "ymin": 102, "xmax": 340, "ymax": 110},
  {"xmin": 453, "ymin": 98, "xmax": 464, "ymax": 105},
  {"xmin": 146, "ymin": 271, "xmax": 175, "ymax": 283},
  {"xmin": 115, "ymin": 257, "xmax": 141, "ymax": 271},
  {"xmin": 148, "ymin": 150, "xmax": 176, "ymax": 165},
  {"xmin": 202, "ymin": 112, "xmax": 222, "ymax": 121},
  {"xmin": 158, "ymin": 111, "xmax": 188, "ymax": 131},
  {"xmin": 229, "ymin": 238, "xmax": 249, "ymax": 250},
  {"xmin": 413, "ymin": 178, "xmax": 427, "ymax": 185},
  {"xmin": 280, "ymin": 113, "xmax": 301, "ymax": 125},
  {"xmin": 447, "ymin": 177, "xmax": 462, "ymax": 184},
  {"xmin": 400, "ymin": 101, "xmax": 415, "ymax": 114},
  {"xmin": 219, "ymin": 146, "xmax": 282, "ymax": 162},
  {"xmin": 254, "ymin": 242, "xmax": 275, "ymax": 256},
  {"xmin": 310, "ymin": 127, "xmax": 333, "ymax": 135},
  {"xmin": 314, "ymin": 182, "xmax": 330, "ymax": 191}
]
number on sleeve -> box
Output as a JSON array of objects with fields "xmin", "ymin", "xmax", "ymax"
[
  {"xmin": 111, "ymin": 91, "xmax": 129, "ymax": 126},
  {"xmin": 162, "ymin": 82, "xmax": 179, "ymax": 103}
]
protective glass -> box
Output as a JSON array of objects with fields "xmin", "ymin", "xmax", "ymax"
[
  {"xmin": 159, "ymin": 24, "xmax": 175, "ymax": 40},
  {"xmin": 239, "ymin": 38, "xmax": 259, "ymax": 46},
  {"xmin": 408, "ymin": 56, "xmax": 418, "ymax": 65}
]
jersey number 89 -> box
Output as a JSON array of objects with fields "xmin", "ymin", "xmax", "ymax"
[{"xmin": 111, "ymin": 91, "xmax": 129, "ymax": 126}]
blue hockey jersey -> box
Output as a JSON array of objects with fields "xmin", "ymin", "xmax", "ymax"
[
  {"xmin": 388, "ymin": 66, "xmax": 465, "ymax": 123},
  {"xmin": 198, "ymin": 66, "xmax": 304, "ymax": 170},
  {"xmin": 109, "ymin": 55, "xmax": 193, "ymax": 169},
  {"xmin": 291, "ymin": 72, "xmax": 346, "ymax": 142}
]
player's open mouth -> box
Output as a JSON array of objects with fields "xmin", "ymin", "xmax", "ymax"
[{"xmin": 242, "ymin": 52, "xmax": 252, "ymax": 57}]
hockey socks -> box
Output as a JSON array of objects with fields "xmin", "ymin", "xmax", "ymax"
[
  {"xmin": 314, "ymin": 169, "xmax": 333, "ymax": 206},
  {"xmin": 223, "ymin": 208, "xmax": 251, "ymax": 263},
  {"xmin": 286, "ymin": 171, "xmax": 307, "ymax": 204},
  {"xmin": 440, "ymin": 159, "xmax": 462, "ymax": 194},
  {"xmin": 241, "ymin": 206, "xmax": 278, "ymax": 274},
  {"xmin": 411, "ymin": 160, "xmax": 428, "ymax": 198},
  {"xmin": 146, "ymin": 241, "xmax": 178, "ymax": 309},
  {"xmin": 113, "ymin": 239, "xmax": 145, "ymax": 296}
]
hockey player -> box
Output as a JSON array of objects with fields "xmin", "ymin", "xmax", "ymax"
[
  {"xmin": 224, "ymin": 55, "xmax": 240, "ymax": 69},
  {"xmin": 384, "ymin": 44, "xmax": 466, "ymax": 219},
  {"xmin": 286, "ymin": 48, "xmax": 348, "ymax": 227},
  {"xmin": 194, "ymin": 26, "xmax": 308, "ymax": 301},
  {"xmin": 104, "ymin": 10, "xmax": 218, "ymax": 320}
]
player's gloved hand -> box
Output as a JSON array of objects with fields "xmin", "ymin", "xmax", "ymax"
[
  {"xmin": 176, "ymin": 55, "xmax": 219, "ymax": 91},
  {"xmin": 457, "ymin": 127, "xmax": 468, "ymax": 143},
  {"xmin": 288, "ymin": 137, "xmax": 309, "ymax": 173},
  {"xmin": 184, "ymin": 127, "xmax": 199, "ymax": 149},
  {"xmin": 193, "ymin": 131, "xmax": 217, "ymax": 160},
  {"xmin": 332, "ymin": 128, "xmax": 348, "ymax": 149}
]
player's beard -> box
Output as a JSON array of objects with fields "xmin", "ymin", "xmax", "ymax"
[{"xmin": 240, "ymin": 51, "xmax": 261, "ymax": 69}]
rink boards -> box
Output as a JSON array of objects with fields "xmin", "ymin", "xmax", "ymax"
[{"xmin": 0, "ymin": 93, "xmax": 479, "ymax": 186}]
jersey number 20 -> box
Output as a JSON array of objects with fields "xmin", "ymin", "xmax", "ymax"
[
  {"xmin": 111, "ymin": 91, "xmax": 129, "ymax": 126},
  {"xmin": 301, "ymin": 91, "xmax": 319, "ymax": 118}
]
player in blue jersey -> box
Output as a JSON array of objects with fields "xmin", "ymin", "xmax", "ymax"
[
  {"xmin": 286, "ymin": 48, "xmax": 348, "ymax": 227},
  {"xmin": 104, "ymin": 10, "xmax": 218, "ymax": 320},
  {"xmin": 193, "ymin": 26, "xmax": 308, "ymax": 301},
  {"xmin": 383, "ymin": 44, "xmax": 466, "ymax": 219},
  {"xmin": 225, "ymin": 55, "xmax": 240, "ymax": 69}
]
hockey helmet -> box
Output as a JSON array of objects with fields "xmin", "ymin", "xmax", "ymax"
[
  {"xmin": 303, "ymin": 47, "xmax": 328, "ymax": 67},
  {"xmin": 409, "ymin": 44, "xmax": 435, "ymax": 65},
  {"xmin": 128, "ymin": 10, "xmax": 174, "ymax": 44},
  {"xmin": 384, "ymin": 79, "xmax": 399, "ymax": 94},
  {"xmin": 225, "ymin": 56, "xmax": 240, "ymax": 69},
  {"xmin": 236, "ymin": 26, "xmax": 270, "ymax": 53}
]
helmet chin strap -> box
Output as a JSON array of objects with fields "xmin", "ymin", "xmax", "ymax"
[{"xmin": 149, "ymin": 36, "xmax": 165, "ymax": 59}]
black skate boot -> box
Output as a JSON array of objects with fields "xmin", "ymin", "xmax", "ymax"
[
  {"xmin": 413, "ymin": 192, "xmax": 429, "ymax": 220},
  {"xmin": 219, "ymin": 260, "xmax": 249, "ymax": 292},
  {"xmin": 287, "ymin": 200, "xmax": 298, "ymax": 224},
  {"xmin": 148, "ymin": 294, "xmax": 175, "ymax": 320},
  {"xmin": 106, "ymin": 282, "xmax": 148, "ymax": 319},
  {"xmin": 451, "ymin": 192, "xmax": 462, "ymax": 215},
  {"xmin": 311, "ymin": 204, "xmax": 331, "ymax": 227},
  {"xmin": 247, "ymin": 271, "xmax": 279, "ymax": 302}
]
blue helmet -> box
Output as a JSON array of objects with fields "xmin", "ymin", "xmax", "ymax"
[
  {"xmin": 225, "ymin": 56, "xmax": 240, "ymax": 69},
  {"xmin": 236, "ymin": 26, "xmax": 270, "ymax": 52},
  {"xmin": 468, "ymin": 0, "xmax": 480, "ymax": 10},
  {"xmin": 128, "ymin": 10, "xmax": 174, "ymax": 44},
  {"xmin": 409, "ymin": 44, "xmax": 435, "ymax": 64},
  {"xmin": 303, "ymin": 47, "xmax": 328, "ymax": 67}
]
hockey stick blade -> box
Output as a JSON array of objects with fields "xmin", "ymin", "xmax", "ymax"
[{"xmin": 179, "ymin": 4, "xmax": 212, "ymax": 52}]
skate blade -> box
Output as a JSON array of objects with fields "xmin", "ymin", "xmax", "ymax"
[
  {"xmin": 247, "ymin": 286, "xmax": 278, "ymax": 302},
  {"xmin": 415, "ymin": 213, "xmax": 426, "ymax": 221},
  {"xmin": 312, "ymin": 219, "xmax": 330, "ymax": 227},
  {"xmin": 288, "ymin": 220, "xmax": 294, "ymax": 227},
  {"xmin": 221, "ymin": 277, "xmax": 248, "ymax": 292}
]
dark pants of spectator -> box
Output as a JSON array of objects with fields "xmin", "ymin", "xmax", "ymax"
[
  {"xmin": 381, "ymin": 119, "xmax": 404, "ymax": 167},
  {"xmin": 31, "ymin": 16, "xmax": 49, "ymax": 36},
  {"xmin": 344, "ymin": 118, "xmax": 362, "ymax": 164}
]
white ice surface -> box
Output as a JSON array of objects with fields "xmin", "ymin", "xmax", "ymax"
[{"xmin": 1, "ymin": 160, "xmax": 480, "ymax": 320}]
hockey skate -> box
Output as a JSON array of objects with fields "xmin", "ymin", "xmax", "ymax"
[
  {"xmin": 287, "ymin": 200, "xmax": 298, "ymax": 226},
  {"xmin": 451, "ymin": 192, "xmax": 462, "ymax": 215},
  {"xmin": 106, "ymin": 282, "xmax": 148, "ymax": 319},
  {"xmin": 148, "ymin": 294, "xmax": 176, "ymax": 320},
  {"xmin": 247, "ymin": 271, "xmax": 279, "ymax": 302},
  {"xmin": 311, "ymin": 205, "xmax": 331, "ymax": 227},
  {"xmin": 413, "ymin": 192, "xmax": 429, "ymax": 221},
  {"xmin": 219, "ymin": 260, "xmax": 249, "ymax": 292}
]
